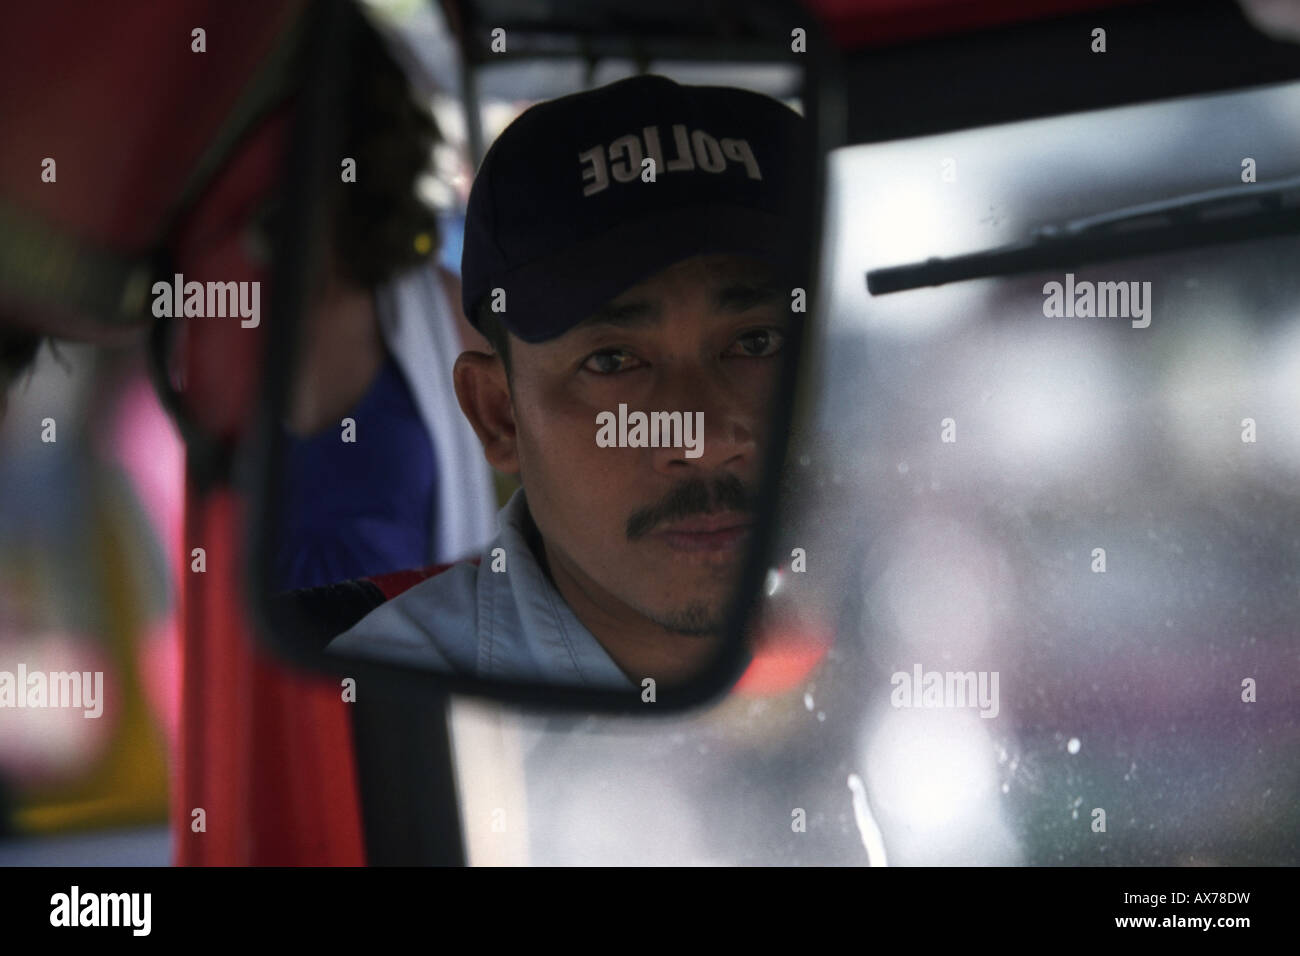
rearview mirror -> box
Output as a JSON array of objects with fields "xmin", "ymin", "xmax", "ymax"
[{"xmin": 249, "ymin": 1, "xmax": 828, "ymax": 710}]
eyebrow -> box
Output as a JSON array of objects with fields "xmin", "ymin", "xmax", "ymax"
[
  {"xmin": 581, "ymin": 298, "xmax": 661, "ymax": 330},
  {"xmin": 577, "ymin": 278, "xmax": 786, "ymax": 331},
  {"xmin": 714, "ymin": 278, "xmax": 785, "ymax": 312}
]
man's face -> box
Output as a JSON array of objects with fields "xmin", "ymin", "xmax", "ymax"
[{"xmin": 474, "ymin": 253, "xmax": 789, "ymax": 637}]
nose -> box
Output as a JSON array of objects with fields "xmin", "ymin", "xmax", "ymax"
[{"xmin": 648, "ymin": 368, "xmax": 760, "ymax": 478}]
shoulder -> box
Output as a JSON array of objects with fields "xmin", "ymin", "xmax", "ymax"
[{"xmin": 327, "ymin": 559, "xmax": 482, "ymax": 672}]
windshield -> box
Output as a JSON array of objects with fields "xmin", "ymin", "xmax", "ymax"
[{"xmin": 448, "ymin": 79, "xmax": 1300, "ymax": 865}]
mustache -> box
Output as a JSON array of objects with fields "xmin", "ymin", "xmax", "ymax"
[{"xmin": 626, "ymin": 474, "xmax": 754, "ymax": 541}]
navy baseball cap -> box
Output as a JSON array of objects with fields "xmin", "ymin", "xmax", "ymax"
[{"xmin": 461, "ymin": 74, "xmax": 812, "ymax": 344}]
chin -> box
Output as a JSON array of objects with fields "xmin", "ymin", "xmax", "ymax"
[{"xmin": 639, "ymin": 595, "xmax": 729, "ymax": 636}]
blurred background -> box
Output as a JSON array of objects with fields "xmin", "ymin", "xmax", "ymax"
[
  {"xmin": 4, "ymin": 0, "xmax": 1298, "ymax": 866},
  {"xmin": 0, "ymin": 342, "xmax": 179, "ymax": 863}
]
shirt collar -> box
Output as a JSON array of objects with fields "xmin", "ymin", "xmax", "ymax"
[{"xmin": 478, "ymin": 489, "xmax": 635, "ymax": 690}]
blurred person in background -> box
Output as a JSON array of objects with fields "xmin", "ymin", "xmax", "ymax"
[{"xmin": 274, "ymin": 6, "xmax": 496, "ymax": 591}]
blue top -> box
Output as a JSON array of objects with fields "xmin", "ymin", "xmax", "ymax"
[{"xmin": 275, "ymin": 351, "xmax": 436, "ymax": 590}]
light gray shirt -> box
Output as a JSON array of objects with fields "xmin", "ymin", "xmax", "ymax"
[{"xmin": 328, "ymin": 489, "xmax": 634, "ymax": 690}]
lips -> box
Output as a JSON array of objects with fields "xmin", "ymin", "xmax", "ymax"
[
  {"xmin": 658, "ymin": 512, "xmax": 752, "ymax": 534},
  {"xmin": 654, "ymin": 513, "xmax": 753, "ymax": 553}
]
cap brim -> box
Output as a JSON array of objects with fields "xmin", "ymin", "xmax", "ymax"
[{"xmin": 489, "ymin": 202, "xmax": 807, "ymax": 343}]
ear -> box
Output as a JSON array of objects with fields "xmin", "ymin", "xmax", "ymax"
[{"xmin": 454, "ymin": 350, "xmax": 519, "ymax": 475}]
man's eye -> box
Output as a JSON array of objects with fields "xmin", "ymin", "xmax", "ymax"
[
  {"xmin": 728, "ymin": 328, "xmax": 785, "ymax": 358},
  {"xmin": 581, "ymin": 349, "xmax": 643, "ymax": 374}
]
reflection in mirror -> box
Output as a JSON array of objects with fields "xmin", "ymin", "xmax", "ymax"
[{"xmin": 267, "ymin": 14, "xmax": 812, "ymax": 693}]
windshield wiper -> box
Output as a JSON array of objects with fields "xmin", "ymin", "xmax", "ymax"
[{"xmin": 866, "ymin": 174, "xmax": 1300, "ymax": 295}]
